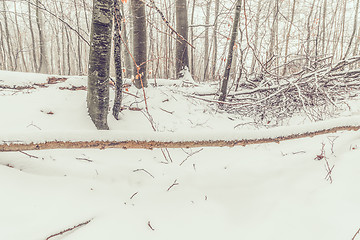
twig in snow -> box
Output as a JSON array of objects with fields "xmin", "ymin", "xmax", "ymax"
[
  {"xmin": 18, "ymin": 150, "xmax": 38, "ymax": 159},
  {"xmin": 76, "ymin": 157, "xmax": 93, "ymax": 162},
  {"xmin": 147, "ymin": 221, "xmax": 155, "ymax": 231},
  {"xmin": 27, "ymin": 122, "xmax": 41, "ymax": 130},
  {"xmin": 352, "ymin": 227, "xmax": 360, "ymax": 240},
  {"xmin": 327, "ymin": 136, "xmax": 339, "ymax": 154},
  {"xmin": 130, "ymin": 191, "xmax": 139, "ymax": 200},
  {"xmin": 133, "ymin": 169, "xmax": 155, "ymax": 178},
  {"xmin": 45, "ymin": 219, "xmax": 92, "ymax": 240},
  {"xmin": 159, "ymin": 107, "xmax": 174, "ymax": 115},
  {"xmin": 180, "ymin": 148, "xmax": 203, "ymax": 166},
  {"xmin": 167, "ymin": 180, "xmax": 179, "ymax": 191}
]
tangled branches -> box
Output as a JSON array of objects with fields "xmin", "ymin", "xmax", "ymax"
[{"xmin": 221, "ymin": 56, "xmax": 360, "ymax": 123}]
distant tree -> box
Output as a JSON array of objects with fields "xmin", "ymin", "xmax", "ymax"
[
  {"xmin": 131, "ymin": 0, "xmax": 147, "ymax": 88},
  {"xmin": 175, "ymin": 0, "xmax": 189, "ymax": 79},
  {"xmin": 36, "ymin": 0, "xmax": 49, "ymax": 74},
  {"xmin": 87, "ymin": 0, "xmax": 113, "ymax": 130},
  {"xmin": 218, "ymin": 0, "xmax": 241, "ymax": 102}
]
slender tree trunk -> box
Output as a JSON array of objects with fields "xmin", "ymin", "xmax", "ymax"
[
  {"xmin": 250, "ymin": 0, "xmax": 261, "ymax": 73},
  {"xmin": 87, "ymin": 0, "xmax": 113, "ymax": 130},
  {"xmin": 306, "ymin": 0, "xmax": 316, "ymax": 67},
  {"xmin": 190, "ymin": 0, "xmax": 196, "ymax": 76},
  {"xmin": 82, "ymin": 0, "xmax": 90, "ymax": 32},
  {"xmin": 131, "ymin": 0, "xmax": 147, "ymax": 88},
  {"xmin": 344, "ymin": 0, "xmax": 359, "ymax": 58},
  {"xmin": 321, "ymin": 0, "xmax": 327, "ymax": 56},
  {"xmin": 113, "ymin": 0, "xmax": 123, "ymax": 120},
  {"xmin": 2, "ymin": 0, "xmax": 13, "ymax": 70},
  {"xmin": 211, "ymin": 0, "xmax": 219, "ymax": 80},
  {"xmin": 120, "ymin": 1, "xmax": 133, "ymax": 78},
  {"xmin": 218, "ymin": 0, "xmax": 241, "ymax": 102},
  {"xmin": 0, "ymin": 22, "xmax": 4, "ymax": 70},
  {"xmin": 340, "ymin": 0, "xmax": 347, "ymax": 59},
  {"xmin": 36, "ymin": 0, "xmax": 49, "ymax": 73},
  {"xmin": 14, "ymin": 2, "xmax": 27, "ymax": 72},
  {"xmin": 203, "ymin": 0, "xmax": 211, "ymax": 81},
  {"xmin": 282, "ymin": 0, "xmax": 296, "ymax": 75},
  {"xmin": 175, "ymin": 0, "xmax": 189, "ymax": 78},
  {"xmin": 74, "ymin": 0, "xmax": 82, "ymax": 74},
  {"xmin": 266, "ymin": 0, "xmax": 279, "ymax": 71}
]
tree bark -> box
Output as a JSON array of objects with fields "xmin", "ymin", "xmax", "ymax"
[
  {"xmin": 113, "ymin": 0, "xmax": 123, "ymax": 120},
  {"xmin": 131, "ymin": 0, "xmax": 147, "ymax": 88},
  {"xmin": 218, "ymin": 0, "xmax": 241, "ymax": 102},
  {"xmin": 87, "ymin": 0, "xmax": 113, "ymax": 130},
  {"xmin": 175, "ymin": 0, "xmax": 189, "ymax": 79}
]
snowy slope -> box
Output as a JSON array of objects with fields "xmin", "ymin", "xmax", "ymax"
[{"xmin": 1, "ymin": 70, "xmax": 360, "ymax": 240}]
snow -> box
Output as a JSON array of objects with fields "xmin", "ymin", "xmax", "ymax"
[{"xmin": 1, "ymin": 70, "xmax": 360, "ymax": 239}]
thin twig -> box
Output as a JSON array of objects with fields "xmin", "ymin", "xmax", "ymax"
[
  {"xmin": 45, "ymin": 219, "xmax": 92, "ymax": 240},
  {"xmin": 167, "ymin": 179, "xmax": 179, "ymax": 191},
  {"xmin": 18, "ymin": 150, "xmax": 38, "ymax": 159},
  {"xmin": 352, "ymin": 227, "xmax": 360, "ymax": 240},
  {"xmin": 130, "ymin": 191, "xmax": 138, "ymax": 200},
  {"xmin": 133, "ymin": 169, "xmax": 155, "ymax": 178}
]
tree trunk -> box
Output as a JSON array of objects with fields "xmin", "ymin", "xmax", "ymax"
[
  {"xmin": 190, "ymin": 0, "xmax": 196, "ymax": 76},
  {"xmin": 131, "ymin": 0, "xmax": 147, "ymax": 88},
  {"xmin": 211, "ymin": 0, "xmax": 219, "ymax": 80},
  {"xmin": 282, "ymin": 0, "xmax": 296, "ymax": 75},
  {"xmin": 113, "ymin": 0, "xmax": 123, "ymax": 120},
  {"xmin": 2, "ymin": 0, "xmax": 13, "ymax": 70},
  {"xmin": 175, "ymin": 0, "xmax": 189, "ymax": 79},
  {"xmin": 218, "ymin": 0, "xmax": 241, "ymax": 102},
  {"xmin": 120, "ymin": 1, "xmax": 133, "ymax": 78},
  {"xmin": 344, "ymin": 0, "xmax": 359, "ymax": 58},
  {"xmin": 250, "ymin": 0, "xmax": 261, "ymax": 73},
  {"xmin": 36, "ymin": 0, "xmax": 49, "ymax": 74},
  {"xmin": 321, "ymin": 0, "xmax": 327, "ymax": 56},
  {"xmin": 203, "ymin": 0, "xmax": 211, "ymax": 81},
  {"xmin": 87, "ymin": 0, "xmax": 113, "ymax": 130}
]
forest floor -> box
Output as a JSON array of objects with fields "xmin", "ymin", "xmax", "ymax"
[{"xmin": 1, "ymin": 70, "xmax": 360, "ymax": 240}]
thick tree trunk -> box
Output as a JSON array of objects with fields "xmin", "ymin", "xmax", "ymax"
[
  {"xmin": 113, "ymin": 0, "xmax": 123, "ymax": 120},
  {"xmin": 218, "ymin": 0, "xmax": 241, "ymax": 102},
  {"xmin": 131, "ymin": 0, "xmax": 147, "ymax": 88},
  {"xmin": 175, "ymin": 0, "xmax": 189, "ymax": 79},
  {"xmin": 87, "ymin": 0, "xmax": 113, "ymax": 130}
]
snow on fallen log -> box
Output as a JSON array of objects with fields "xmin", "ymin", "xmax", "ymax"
[{"xmin": 1, "ymin": 116, "xmax": 360, "ymax": 151}]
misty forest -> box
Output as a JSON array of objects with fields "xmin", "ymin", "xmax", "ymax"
[{"xmin": 1, "ymin": 0, "xmax": 360, "ymax": 239}]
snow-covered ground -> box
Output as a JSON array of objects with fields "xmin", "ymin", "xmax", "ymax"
[{"xmin": 1, "ymin": 70, "xmax": 360, "ymax": 240}]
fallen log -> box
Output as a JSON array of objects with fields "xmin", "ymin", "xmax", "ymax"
[{"xmin": 1, "ymin": 116, "xmax": 360, "ymax": 151}]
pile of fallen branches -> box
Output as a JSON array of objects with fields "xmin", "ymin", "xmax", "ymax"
[{"xmin": 221, "ymin": 56, "xmax": 360, "ymax": 122}]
